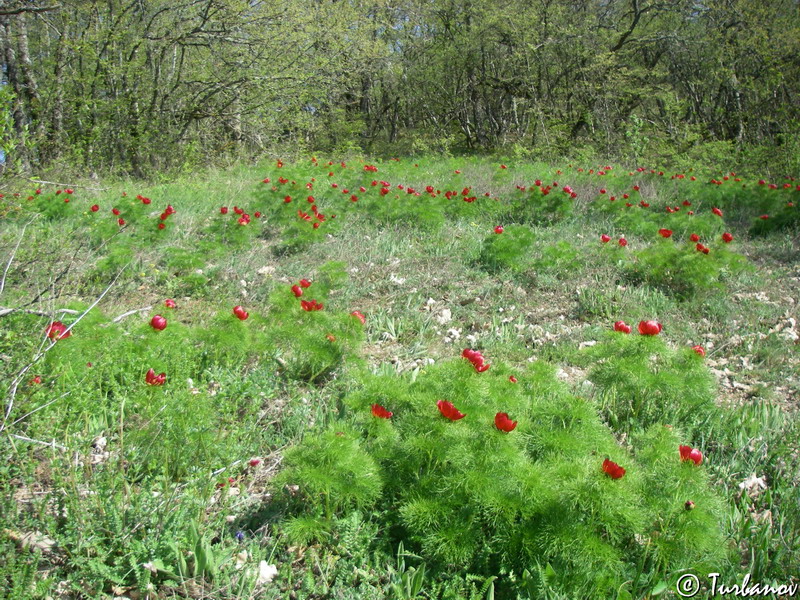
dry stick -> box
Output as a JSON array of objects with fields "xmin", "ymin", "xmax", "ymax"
[
  {"xmin": 0, "ymin": 218, "xmax": 35, "ymax": 297},
  {"xmin": 0, "ymin": 307, "xmax": 80, "ymax": 318},
  {"xmin": 8, "ymin": 434, "xmax": 68, "ymax": 451},
  {"xmin": 111, "ymin": 305, "xmax": 153, "ymax": 323},
  {"xmin": 28, "ymin": 178, "xmax": 109, "ymax": 192},
  {"xmin": 12, "ymin": 389, "xmax": 73, "ymax": 426},
  {"xmin": 1, "ymin": 264, "xmax": 129, "ymax": 435}
]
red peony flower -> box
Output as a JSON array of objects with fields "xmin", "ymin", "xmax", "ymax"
[
  {"xmin": 299, "ymin": 279, "xmax": 312, "ymax": 288},
  {"xmin": 118, "ymin": 218, "xmax": 125, "ymax": 226},
  {"xmin": 690, "ymin": 233, "xmax": 700, "ymax": 242},
  {"xmin": 351, "ymin": 310, "xmax": 366, "ymax": 324},
  {"xmin": 220, "ymin": 206, "xmax": 229, "ymax": 214},
  {"xmin": 679, "ymin": 445, "xmax": 703, "ymax": 465},
  {"xmin": 29, "ymin": 375, "xmax": 42, "ymax": 385},
  {"xmin": 437, "ymin": 399, "xmax": 466, "ymax": 421},
  {"xmin": 494, "ymin": 226, "xmax": 504, "ymax": 234},
  {"xmin": 45, "ymin": 321, "xmax": 71, "ymax": 340},
  {"xmin": 233, "ymin": 305, "xmax": 249, "ymax": 320},
  {"xmin": 249, "ymin": 458, "xmax": 262, "ymax": 467},
  {"xmin": 150, "ymin": 315, "xmax": 167, "ymax": 331},
  {"xmin": 112, "ymin": 208, "xmax": 120, "ymax": 216},
  {"xmin": 600, "ymin": 234, "xmax": 611, "ymax": 243},
  {"xmin": 721, "ymin": 232, "xmax": 733, "ymax": 243},
  {"xmin": 618, "ymin": 238, "xmax": 628, "ymax": 247},
  {"xmin": 712, "ymin": 207, "xmax": 723, "ymax": 217},
  {"xmin": 602, "ymin": 459, "xmax": 626, "ymax": 479},
  {"xmin": 638, "ymin": 320, "xmax": 662, "ymax": 336},
  {"xmin": 158, "ymin": 223, "xmax": 166, "ymax": 230},
  {"xmin": 658, "ymin": 229, "xmax": 673, "ymax": 238},
  {"xmin": 692, "ymin": 345, "xmax": 706, "ymax": 357},
  {"xmin": 371, "ymin": 404, "xmax": 393, "ymax": 419},
  {"xmin": 165, "ymin": 299, "xmax": 176, "ymax": 309},
  {"xmin": 300, "ymin": 299, "xmax": 323, "ymax": 311},
  {"xmin": 495, "ymin": 412, "xmax": 517, "ymax": 432},
  {"xmin": 509, "ymin": 375, "xmax": 518, "ymax": 383},
  {"xmin": 145, "ymin": 368, "xmax": 166, "ymax": 386},
  {"xmin": 696, "ymin": 243, "xmax": 709, "ymax": 254},
  {"xmin": 90, "ymin": 204, "xmax": 99, "ymax": 212},
  {"xmin": 614, "ymin": 321, "xmax": 632, "ymax": 334},
  {"xmin": 291, "ymin": 284, "xmax": 303, "ymax": 298}
]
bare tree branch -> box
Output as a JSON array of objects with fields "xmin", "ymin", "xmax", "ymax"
[
  {"xmin": 111, "ymin": 305, "xmax": 153, "ymax": 323},
  {"xmin": 0, "ymin": 218, "xmax": 34, "ymax": 297},
  {"xmin": 1, "ymin": 264, "xmax": 129, "ymax": 435},
  {"xmin": 0, "ymin": 307, "xmax": 80, "ymax": 317},
  {"xmin": 0, "ymin": 5, "xmax": 60, "ymax": 17}
]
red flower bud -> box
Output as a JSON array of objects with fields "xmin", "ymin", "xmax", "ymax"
[
  {"xmin": 495, "ymin": 412, "xmax": 517, "ymax": 432},
  {"xmin": 638, "ymin": 320, "xmax": 662, "ymax": 336},
  {"xmin": 371, "ymin": 404, "xmax": 393, "ymax": 419},
  {"xmin": 437, "ymin": 399, "xmax": 466, "ymax": 421},
  {"xmin": 602, "ymin": 458, "xmax": 626, "ymax": 479}
]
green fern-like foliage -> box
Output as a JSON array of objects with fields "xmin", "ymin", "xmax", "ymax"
[
  {"xmin": 277, "ymin": 427, "xmax": 383, "ymax": 521},
  {"xmin": 477, "ymin": 225, "xmax": 536, "ymax": 273},
  {"xmin": 507, "ymin": 187, "xmax": 575, "ymax": 225},
  {"xmin": 623, "ymin": 237, "xmax": 749, "ymax": 299},
  {"xmin": 276, "ymin": 357, "xmax": 730, "ymax": 597},
  {"xmin": 262, "ymin": 262, "xmax": 365, "ymax": 383},
  {"xmin": 585, "ymin": 330, "xmax": 718, "ymax": 437}
]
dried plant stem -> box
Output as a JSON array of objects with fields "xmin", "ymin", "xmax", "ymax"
[{"xmin": 1, "ymin": 265, "xmax": 129, "ymax": 435}]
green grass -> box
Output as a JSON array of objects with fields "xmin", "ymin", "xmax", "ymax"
[{"xmin": 0, "ymin": 157, "xmax": 798, "ymax": 598}]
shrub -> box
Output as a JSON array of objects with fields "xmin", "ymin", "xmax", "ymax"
[
  {"xmin": 275, "ymin": 358, "xmax": 730, "ymax": 598},
  {"xmin": 507, "ymin": 187, "xmax": 574, "ymax": 225},
  {"xmin": 477, "ymin": 225, "xmax": 536, "ymax": 273},
  {"xmin": 622, "ymin": 237, "xmax": 749, "ymax": 299},
  {"xmin": 585, "ymin": 330, "xmax": 718, "ymax": 437}
]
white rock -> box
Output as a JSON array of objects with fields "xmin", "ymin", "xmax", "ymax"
[
  {"xmin": 435, "ymin": 308, "xmax": 452, "ymax": 325},
  {"xmin": 257, "ymin": 561, "xmax": 279, "ymax": 584}
]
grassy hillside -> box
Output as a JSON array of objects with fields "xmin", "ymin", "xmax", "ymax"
[{"xmin": 1, "ymin": 157, "xmax": 798, "ymax": 599}]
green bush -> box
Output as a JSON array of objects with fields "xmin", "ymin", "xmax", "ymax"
[
  {"xmin": 478, "ymin": 225, "xmax": 536, "ymax": 274},
  {"xmin": 507, "ymin": 187, "xmax": 574, "ymax": 225},
  {"xmin": 585, "ymin": 330, "xmax": 718, "ymax": 437},
  {"xmin": 275, "ymin": 358, "xmax": 730, "ymax": 598},
  {"xmin": 622, "ymin": 237, "xmax": 749, "ymax": 299}
]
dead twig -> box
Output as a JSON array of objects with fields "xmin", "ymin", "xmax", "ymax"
[
  {"xmin": 0, "ymin": 307, "xmax": 80, "ymax": 318},
  {"xmin": 28, "ymin": 178, "xmax": 108, "ymax": 192},
  {"xmin": 1, "ymin": 265, "xmax": 129, "ymax": 435},
  {"xmin": 111, "ymin": 305, "xmax": 153, "ymax": 323},
  {"xmin": 8, "ymin": 434, "xmax": 68, "ymax": 451},
  {"xmin": 0, "ymin": 218, "xmax": 35, "ymax": 297}
]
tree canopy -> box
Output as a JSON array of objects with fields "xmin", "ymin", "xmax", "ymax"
[{"xmin": 1, "ymin": 0, "xmax": 798, "ymax": 174}]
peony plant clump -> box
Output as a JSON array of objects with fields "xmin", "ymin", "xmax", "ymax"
[{"xmin": 275, "ymin": 358, "xmax": 730, "ymax": 598}]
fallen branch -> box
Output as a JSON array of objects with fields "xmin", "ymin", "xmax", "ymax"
[
  {"xmin": 111, "ymin": 305, "xmax": 153, "ymax": 323},
  {"xmin": 7, "ymin": 434, "xmax": 68, "ymax": 451},
  {"xmin": 0, "ymin": 218, "xmax": 35, "ymax": 297},
  {"xmin": 28, "ymin": 178, "xmax": 109, "ymax": 192},
  {"xmin": 1, "ymin": 265, "xmax": 129, "ymax": 434},
  {"xmin": 0, "ymin": 307, "xmax": 80, "ymax": 318}
]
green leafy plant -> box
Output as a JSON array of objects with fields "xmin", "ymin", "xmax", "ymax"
[
  {"xmin": 276, "ymin": 358, "xmax": 730, "ymax": 598},
  {"xmin": 622, "ymin": 238, "xmax": 749, "ymax": 299},
  {"xmin": 585, "ymin": 330, "xmax": 718, "ymax": 436},
  {"xmin": 478, "ymin": 225, "xmax": 536, "ymax": 273}
]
